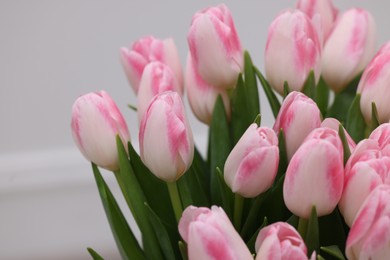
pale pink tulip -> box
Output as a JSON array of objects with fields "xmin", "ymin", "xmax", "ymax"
[
  {"xmin": 185, "ymin": 53, "xmax": 230, "ymax": 125},
  {"xmin": 358, "ymin": 41, "xmax": 390, "ymax": 123},
  {"xmin": 139, "ymin": 91, "xmax": 193, "ymax": 182},
  {"xmin": 273, "ymin": 91, "xmax": 322, "ymax": 161},
  {"xmin": 255, "ymin": 222, "xmax": 308, "ymax": 260},
  {"xmin": 188, "ymin": 4, "xmax": 243, "ymax": 89},
  {"xmin": 346, "ymin": 185, "xmax": 390, "ymax": 260},
  {"xmin": 322, "ymin": 8, "xmax": 376, "ymax": 92},
  {"xmin": 265, "ymin": 9, "xmax": 321, "ymax": 94},
  {"xmin": 120, "ymin": 36, "xmax": 183, "ymax": 94},
  {"xmin": 178, "ymin": 206, "xmax": 253, "ymax": 260},
  {"xmin": 321, "ymin": 117, "xmax": 356, "ymax": 153},
  {"xmin": 137, "ymin": 61, "xmax": 181, "ymax": 123},
  {"xmin": 71, "ymin": 91, "xmax": 130, "ymax": 171},
  {"xmin": 296, "ymin": 0, "xmax": 338, "ymax": 43},
  {"xmin": 224, "ymin": 124, "xmax": 279, "ymax": 198},
  {"xmin": 283, "ymin": 127, "xmax": 344, "ymax": 218}
]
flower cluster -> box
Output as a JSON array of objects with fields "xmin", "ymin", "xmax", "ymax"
[{"xmin": 71, "ymin": 0, "xmax": 390, "ymax": 259}]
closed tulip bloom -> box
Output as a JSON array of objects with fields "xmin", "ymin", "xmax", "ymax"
[
  {"xmin": 346, "ymin": 185, "xmax": 390, "ymax": 260},
  {"xmin": 224, "ymin": 124, "xmax": 279, "ymax": 198},
  {"xmin": 296, "ymin": 0, "xmax": 338, "ymax": 43},
  {"xmin": 185, "ymin": 53, "xmax": 230, "ymax": 125},
  {"xmin": 322, "ymin": 8, "xmax": 376, "ymax": 92},
  {"xmin": 321, "ymin": 118, "xmax": 356, "ymax": 153},
  {"xmin": 120, "ymin": 35, "xmax": 183, "ymax": 94},
  {"xmin": 139, "ymin": 91, "xmax": 194, "ymax": 182},
  {"xmin": 265, "ymin": 9, "xmax": 321, "ymax": 94},
  {"xmin": 137, "ymin": 61, "xmax": 181, "ymax": 123},
  {"xmin": 71, "ymin": 91, "xmax": 130, "ymax": 171},
  {"xmin": 283, "ymin": 127, "xmax": 344, "ymax": 218},
  {"xmin": 178, "ymin": 206, "xmax": 253, "ymax": 260},
  {"xmin": 188, "ymin": 4, "xmax": 243, "ymax": 89},
  {"xmin": 255, "ymin": 222, "xmax": 308, "ymax": 260},
  {"xmin": 273, "ymin": 91, "xmax": 322, "ymax": 161},
  {"xmin": 358, "ymin": 42, "xmax": 390, "ymax": 123}
]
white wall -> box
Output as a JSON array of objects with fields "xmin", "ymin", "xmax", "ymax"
[{"xmin": 1, "ymin": 1, "xmax": 390, "ymax": 259}]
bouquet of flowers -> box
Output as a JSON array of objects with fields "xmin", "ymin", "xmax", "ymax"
[{"xmin": 71, "ymin": 0, "xmax": 390, "ymax": 259}]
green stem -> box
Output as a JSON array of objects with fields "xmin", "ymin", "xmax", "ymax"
[
  {"xmin": 234, "ymin": 193, "xmax": 244, "ymax": 231},
  {"xmin": 114, "ymin": 171, "xmax": 136, "ymax": 218},
  {"xmin": 298, "ymin": 217, "xmax": 308, "ymax": 238},
  {"xmin": 167, "ymin": 181, "xmax": 183, "ymax": 223}
]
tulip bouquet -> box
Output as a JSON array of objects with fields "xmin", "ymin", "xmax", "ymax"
[{"xmin": 71, "ymin": 1, "xmax": 390, "ymax": 259}]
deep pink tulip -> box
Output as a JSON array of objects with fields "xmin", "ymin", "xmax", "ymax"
[
  {"xmin": 273, "ymin": 91, "xmax": 322, "ymax": 161},
  {"xmin": 178, "ymin": 206, "xmax": 253, "ymax": 260},
  {"xmin": 188, "ymin": 4, "xmax": 243, "ymax": 89},
  {"xmin": 71, "ymin": 91, "xmax": 130, "ymax": 171},
  {"xmin": 346, "ymin": 185, "xmax": 390, "ymax": 259},
  {"xmin": 265, "ymin": 9, "xmax": 321, "ymax": 94},
  {"xmin": 255, "ymin": 222, "xmax": 308, "ymax": 260},
  {"xmin": 296, "ymin": 0, "xmax": 338, "ymax": 43},
  {"xmin": 137, "ymin": 61, "xmax": 181, "ymax": 123},
  {"xmin": 120, "ymin": 35, "xmax": 183, "ymax": 94},
  {"xmin": 283, "ymin": 127, "xmax": 344, "ymax": 218},
  {"xmin": 358, "ymin": 41, "xmax": 390, "ymax": 123},
  {"xmin": 321, "ymin": 118, "xmax": 356, "ymax": 153},
  {"xmin": 224, "ymin": 124, "xmax": 279, "ymax": 198},
  {"xmin": 185, "ymin": 53, "xmax": 230, "ymax": 125},
  {"xmin": 322, "ymin": 8, "xmax": 376, "ymax": 92},
  {"xmin": 139, "ymin": 91, "xmax": 193, "ymax": 182}
]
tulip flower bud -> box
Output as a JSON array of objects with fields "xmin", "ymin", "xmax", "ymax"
[
  {"xmin": 283, "ymin": 127, "xmax": 344, "ymax": 218},
  {"xmin": 265, "ymin": 9, "xmax": 321, "ymax": 94},
  {"xmin": 71, "ymin": 91, "xmax": 130, "ymax": 171},
  {"xmin": 358, "ymin": 41, "xmax": 390, "ymax": 123},
  {"xmin": 224, "ymin": 124, "xmax": 279, "ymax": 198},
  {"xmin": 296, "ymin": 0, "xmax": 338, "ymax": 43},
  {"xmin": 137, "ymin": 61, "xmax": 181, "ymax": 123},
  {"xmin": 321, "ymin": 118, "xmax": 356, "ymax": 153},
  {"xmin": 178, "ymin": 206, "xmax": 253, "ymax": 260},
  {"xmin": 273, "ymin": 91, "xmax": 322, "ymax": 161},
  {"xmin": 185, "ymin": 53, "xmax": 230, "ymax": 124},
  {"xmin": 346, "ymin": 185, "xmax": 390, "ymax": 260},
  {"xmin": 188, "ymin": 4, "xmax": 243, "ymax": 89},
  {"xmin": 339, "ymin": 123, "xmax": 390, "ymax": 226},
  {"xmin": 120, "ymin": 35, "xmax": 183, "ymax": 94},
  {"xmin": 255, "ymin": 222, "xmax": 308, "ymax": 260},
  {"xmin": 322, "ymin": 8, "xmax": 377, "ymax": 92},
  {"xmin": 139, "ymin": 91, "xmax": 194, "ymax": 182}
]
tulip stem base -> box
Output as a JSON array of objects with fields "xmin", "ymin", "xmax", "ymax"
[
  {"xmin": 167, "ymin": 181, "xmax": 183, "ymax": 223},
  {"xmin": 234, "ymin": 193, "xmax": 244, "ymax": 231}
]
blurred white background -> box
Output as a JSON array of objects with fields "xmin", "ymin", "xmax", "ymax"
[{"xmin": 1, "ymin": 1, "xmax": 390, "ymax": 259}]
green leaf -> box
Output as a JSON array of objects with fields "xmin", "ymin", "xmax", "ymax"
[
  {"xmin": 346, "ymin": 94, "xmax": 366, "ymax": 142},
  {"xmin": 276, "ymin": 130, "xmax": 288, "ymax": 181},
  {"xmin": 338, "ymin": 124, "xmax": 351, "ymax": 165},
  {"xmin": 144, "ymin": 203, "xmax": 176, "ymax": 260},
  {"xmin": 305, "ymin": 206, "xmax": 320, "ymax": 257},
  {"xmin": 316, "ymin": 77, "xmax": 330, "ymax": 117},
  {"xmin": 318, "ymin": 208, "xmax": 347, "ymax": 256},
  {"xmin": 317, "ymin": 255, "xmax": 326, "ymax": 260},
  {"xmin": 320, "ymin": 245, "xmax": 346, "ymax": 260},
  {"xmin": 254, "ymin": 67, "xmax": 281, "ymax": 118},
  {"xmin": 283, "ymin": 81, "xmax": 291, "ymax": 98},
  {"xmin": 302, "ymin": 71, "xmax": 316, "ymax": 100},
  {"xmin": 178, "ymin": 241, "xmax": 188, "ymax": 260},
  {"xmin": 127, "ymin": 104, "xmax": 137, "ymax": 111},
  {"xmin": 216, "ymin": 167, "xmax": 234, "ymax": 219},
  {"xmin": 370, "ymin": 102, "xmax": 380, "ymax": 132},
  {"xmin": 87, "ymin": 247, "xmax": 105, "ymax": 260},
  {"xmin": 92, "ymin": 164, "xmax": 145, "ymax": 260},
  {"xmin": 116, "ymin": 137, "xmax": 163, "ymax": 260},
  {"xmin": 286, "ymin": 214, "xmax": 299, "ymax": 228},
  {"xmin": 246, "ymin": 217, "xmax": 268, "ymax": 253},
  {"xmin": 254, "ymin": 114, "xmax": 261, "ymax": 126}
]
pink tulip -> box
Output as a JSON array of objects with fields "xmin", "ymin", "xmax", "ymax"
[
  {"xmin": 224, "ymin": 124, "xmax": 279, "ymax": 198},
  {"xmin": 178, "ymin": 206, "xmax": 253, "ymax": 260},
  {"xmin": 71, "ymin": 91, "xmax": 130, "ymax": 171},
  {"xmin": 137, "ymin": 61, "xmax": 181, "ymax": 123},
  {"xmin": 321, "ymin": 118, "xmax": 356, "ymax": 153},
  {"xmin": 339, "ymin": 123, "xmax": 390, "ymax": 226},
  {"xmin": 273, "ymin": 91, "xmax": 322, "ymax": 161},
  {"xmin": 346, "ymin": 185, "xmax": 390, "ymax": 260},
  {"xmin": 265, "ymin": 9, "xmax": 321, "ymax": 94},
  {"xmin": 185, "ymin": 53, "xmax": 230, "ymax": 125},
  {"xmin": 139, "ymin": 91, "xmax": 193, "ymax": 182},
  {"xmin": 255, "ymin": 222, "xmax": 308, "ymax": 260},
  {"xmin": 358, "ymin": 41, "xmax": 390, "ymax": 123},
  {"xmin": 283, "ymin": 127, "xmax": 344, "ymax": 218},
  {"xmin": 188, "ymin": 4, "xmax": 243, "ymax": 89},
  {"xmin": 322, "ymin": 8, "xmax": 376, "ymax": 92},
  {"xmin": 296, "ymin": 0, "xmax": 338, "ymax": 43},
  {"xmin": 120, "ymin": 35, "xmax": 183, "ymax": 94}
]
